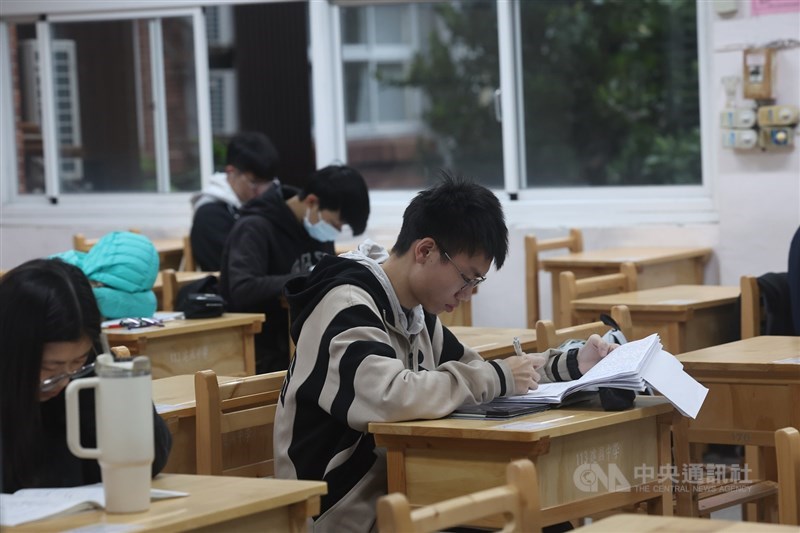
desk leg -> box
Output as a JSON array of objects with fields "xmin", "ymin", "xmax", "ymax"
[
  {"xmin": 385, "ymin": 448, "xmax": 407, "ymax": 494},
  {"xmin": 651, "ymin": 412, "xmax": 674, "ymax": 516},
  {"xmin": 672, "ymin": 412, "xmax": 696, "ymax": 517}
]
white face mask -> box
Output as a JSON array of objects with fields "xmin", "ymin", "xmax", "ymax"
[{"xmin": 304, "ymin": 208, "xmax": 341, "ymax": 242}]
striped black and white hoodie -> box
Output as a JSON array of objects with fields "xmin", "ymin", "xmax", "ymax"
[{"xmin": 274, "ymin": 241, "xmax": 578, "ymax": 532}]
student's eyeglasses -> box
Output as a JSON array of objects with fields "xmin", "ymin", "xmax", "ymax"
[
  {"xmin": 440, "ymin": 247, "xmax": 487, "ymax": 293},
  {"xmin": 40, "ymin": 348, "xmax": 97, "ymax": 393}
]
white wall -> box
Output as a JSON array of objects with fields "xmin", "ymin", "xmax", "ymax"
[{"xmin": 1, "ymin": 2, "xmax": 798, "ymax": 329}]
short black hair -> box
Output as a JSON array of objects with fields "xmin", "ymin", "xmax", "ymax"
[
  {"xmin": 226, "ymin": 131, "xmax": 280, "ymax": 181},
  {"xmin": 392, "ymin": 170, "xmax": 508, "ymax": 269},
  {"xmin": 300, "ymin": 165, "xmax": 370, "ymax": 235}
]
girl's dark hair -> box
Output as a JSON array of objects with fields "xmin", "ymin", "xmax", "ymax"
[
  {"xmin": 392, "ymin": 170, "xmax": 509, "ymax": 268},
  {"xmin": 0, "ymin": 258, "xmax": 101, "ymax": 490}
]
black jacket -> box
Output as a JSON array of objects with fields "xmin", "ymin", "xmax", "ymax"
[
  {"xmin": 220, "ymin": 184, "xmax": 335, "ymax": 373},
  {"xmin": 190, "ymin": 201, "xmax": 239, "ymax": 272}
]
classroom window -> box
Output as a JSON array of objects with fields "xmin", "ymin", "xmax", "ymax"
[
  {"xmin": 4, "ymin": 11, "xmax": 206, "ymax": 197},
  {"xmin": 334, "ymin": 0, "xmax": 700, "ymax": 191}
]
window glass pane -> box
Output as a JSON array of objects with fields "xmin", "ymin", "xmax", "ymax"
[
  {"xmin": 49, "ymin": 19, "xmax": 156, "ymax": 192},
  {"xmin": 10, "ymin": 23, "xmax": 45, "ymax": 195},
  {"xmin": 342, "ymin": 8, "xmax": 367, "ymax": 45},
  {"xmin": 162, "ymin": 16, "xmax": 200, "ymax": 192},
  {"xmin": 44, "ymin": 15, "xmax": 200, "ymax": 194},
  {"xmin": 374, "ymin": 5, "xmax": 410, "ymax": 45},
  {"xmin": 376, "ymin": 63, "xmax": 409, "ymax": 122},
  {"xmin": 341, "ymin": 1, "xmax": 503, "ymax": 190},
  {"xmin": 344, "ymin": 61, "xmax": 370, "ymax": 124},
  {"xmin": 519, "ymin": 0, "xmax": 701, "ymax": 187}
]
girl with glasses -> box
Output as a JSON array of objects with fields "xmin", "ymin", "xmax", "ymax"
[{"xmin": 0, "ymin": 258, "xmax": 172, "ymax": 493}]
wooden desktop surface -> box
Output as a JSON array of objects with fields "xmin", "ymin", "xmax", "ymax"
[
  {"xmin": 540, "ymin": 246, "xmax": 712, "ymax": 328},
  {"xmin": 575, "ymin": 513, "xmax": 799, "ymax": 532},
  {"xmin": 104, "ymin": 313, "xmax": 264, "ymax": 378},
  {"xmin": 153, "ymin": 374, "xmax": 240, "ymax": 474},
  {"xmin": 151, "ymin": 237, "xmax": 185, "ymax": 270},
  {"xmin": 370, "ymin": 396, "xmax": 676, "ymax": 527},
  {"xmin": 449, "ymin": 326, "xmax": 537, "ymax": 360},
  {"xmin": 673, "ymin": 336, "xmax": 800, "ymax": 517},
  {"xmin": 6, "ymin": 474, "xmax": 327, "ymax": 532},
  {"xmin": 571, "ymin": 285, "xmax": 739, "ymax": 354}
]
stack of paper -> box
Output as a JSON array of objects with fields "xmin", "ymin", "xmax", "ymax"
[
  {"xmin": 0, "ymin": 484, "xmax": 188, "ymax": 527},
  {"xmin": 511, "ymin": 334, "xmax": 708, "ymax": 419}
]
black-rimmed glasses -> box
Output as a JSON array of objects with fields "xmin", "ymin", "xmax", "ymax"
[
  {"xmin": 40, "ymin": 362, "xmax": 96, "ymax": 392},
  {"xmin": 440, "ymin": 249, "xmax": 487, "ymax": 293}
]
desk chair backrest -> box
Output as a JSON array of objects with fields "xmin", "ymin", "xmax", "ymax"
[
  {"xmin": 558, "ymin": 262, "xmax": 638, "ymax": 328},
  {"xmin": 159, "ymin": 269, "xmax": 220, "ymax": 311},
  {"xmin": 525, "ymin": 229, "xmax": 583, "ymax": 328},
  {"xmin": 776, "ymin": 427, "xmax": 800, "ymax": 525},
  {"xmin": 180, "ymin": 235, "xmax": 196, "ymax": 272},
  {"xmin": 194, "ymin": 369, "xmax": 286, "ymax": 477},
  {"xmin": 742, "ymin": 273, "xmax": 796, "ymax": 338},
  {"xmin": 377, "ymin": 459, "xmax": 541, "ymax": 533},
  {"xmin": 741, "ymin": 275, "xmax": 760, "ymax": 339},
  {"xmin": 535, "ymin": 305, "xmax": 632, "ymax": 352}
]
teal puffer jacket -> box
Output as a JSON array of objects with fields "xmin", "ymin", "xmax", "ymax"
[{"xmin": 52, "ymin": 231, "xmax": 159, "ymax": 319}]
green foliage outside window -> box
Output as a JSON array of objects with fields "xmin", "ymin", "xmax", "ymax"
[{"xmin": 396, "ymin": 0, "xmax": 701, "ymax": 188}]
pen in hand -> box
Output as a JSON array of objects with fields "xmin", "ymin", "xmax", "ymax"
[{"xmin": 513, "ymin": 336, "xmax": 524, "ymax": 357}]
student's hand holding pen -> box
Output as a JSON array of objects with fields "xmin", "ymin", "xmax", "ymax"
[{"xmin": 505, "ymin": 336, "xmax": 547, "ymax": 395}]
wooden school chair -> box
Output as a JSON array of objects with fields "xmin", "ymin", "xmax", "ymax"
[
  {"xmin": 194, "ymin": 368, "xmax": 286, "ymax": 477},
  {"xmin": 535, "ymin": 304, "xmax": 632, "ymax": 352},
  {"xmin": 376, "ymin": 459, "xmax": 541, "ymax": 533},
  {"xmin": 525, "ymin": 228, "xmax": 584, "ymax": 328},
  {"xmin": 776, "ymin": 427, "xmax": 800, "ymax": 526},
  {"xmin": 158, "ymin": 269, "xmax": 219, "ymax": 311},
  {"xmin": 180, "ymin": 235, "xmax": 196, "ymax": 272},
  {"xmin": 741, "ymin": 275, "xmax": 760, "ymax": 339},
  {"xmin": 558, "ymin": 262, "xmax": 638, "ymax": 328}
]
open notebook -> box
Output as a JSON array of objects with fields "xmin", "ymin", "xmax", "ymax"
[{"xmin": 453, "ymin": 334, "xmax": 708, "ymax": 420}]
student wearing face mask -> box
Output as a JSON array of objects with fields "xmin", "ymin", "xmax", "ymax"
[{"xmin": 220, "ymin": 164, "xmax": 370, "ymax": 374}]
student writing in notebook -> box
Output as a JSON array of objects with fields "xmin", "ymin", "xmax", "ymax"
[
  {"xmin": 0, "ymin": 259, "xmax": 172, "ymax": 493},
  {"xmin": 274, "ymin": 171, "xmax": 617, "ymax": 532}
]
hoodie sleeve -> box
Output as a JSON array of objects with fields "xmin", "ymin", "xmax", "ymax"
[
  {"xmin": 223, "ymin": 217, "xmax": 300, "ymax": 311},
  {"xmin": 292, "ymin": 285, "xmax": 511, "ymax": 432}
]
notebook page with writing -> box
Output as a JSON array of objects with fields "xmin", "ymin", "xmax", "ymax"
[{"xmin": 517, "ymin": 334, "xmax": 660, "ymax": 403}]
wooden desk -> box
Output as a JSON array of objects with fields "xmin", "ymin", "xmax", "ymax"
[
  {"xmin": 540, "ymin": 247, "xmax": 712, "ymax": 327},
  {"xmin": 152, "ymin": 237, "xmax": 185, "ymax": 271},
  {"xmin": 449, "ymin": 326, "xmax": 537, "ymax": 360},
  {"xmin": 370, "ymin": 396, "xmax": 676, "ymax": 528},
  {"xmin": 7, "ymin": 473, "xmax": 326, "ymax": 532},
  {"xmin": 153, "ymin": 374, "xmax": 240, "ymax": 474},
  {"xmin": 673, "ymin": 336, "xmax": 800, "ymax": 517},
  {"xmin": 571, "ymin": 285, "xmax": 740, "ymax": 355},
  {"xmin": 104, "ymin": 313, "xmax": 264, "ymax": 379},
  {"xmin": 575, "ymin": 513, "xmax": 800, "ymax": 531}
]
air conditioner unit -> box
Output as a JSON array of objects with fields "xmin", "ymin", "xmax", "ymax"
[
  {"xmin": 205, "ymin": 5, "xmax": 234, "ymax": 48},
  {"xmin": 20, "ymin": 39, "xmax": 83, "ymax": 182},
  {"xmin": 209, "ymin": 69, "xmax": 238, "ymax": 136}
]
